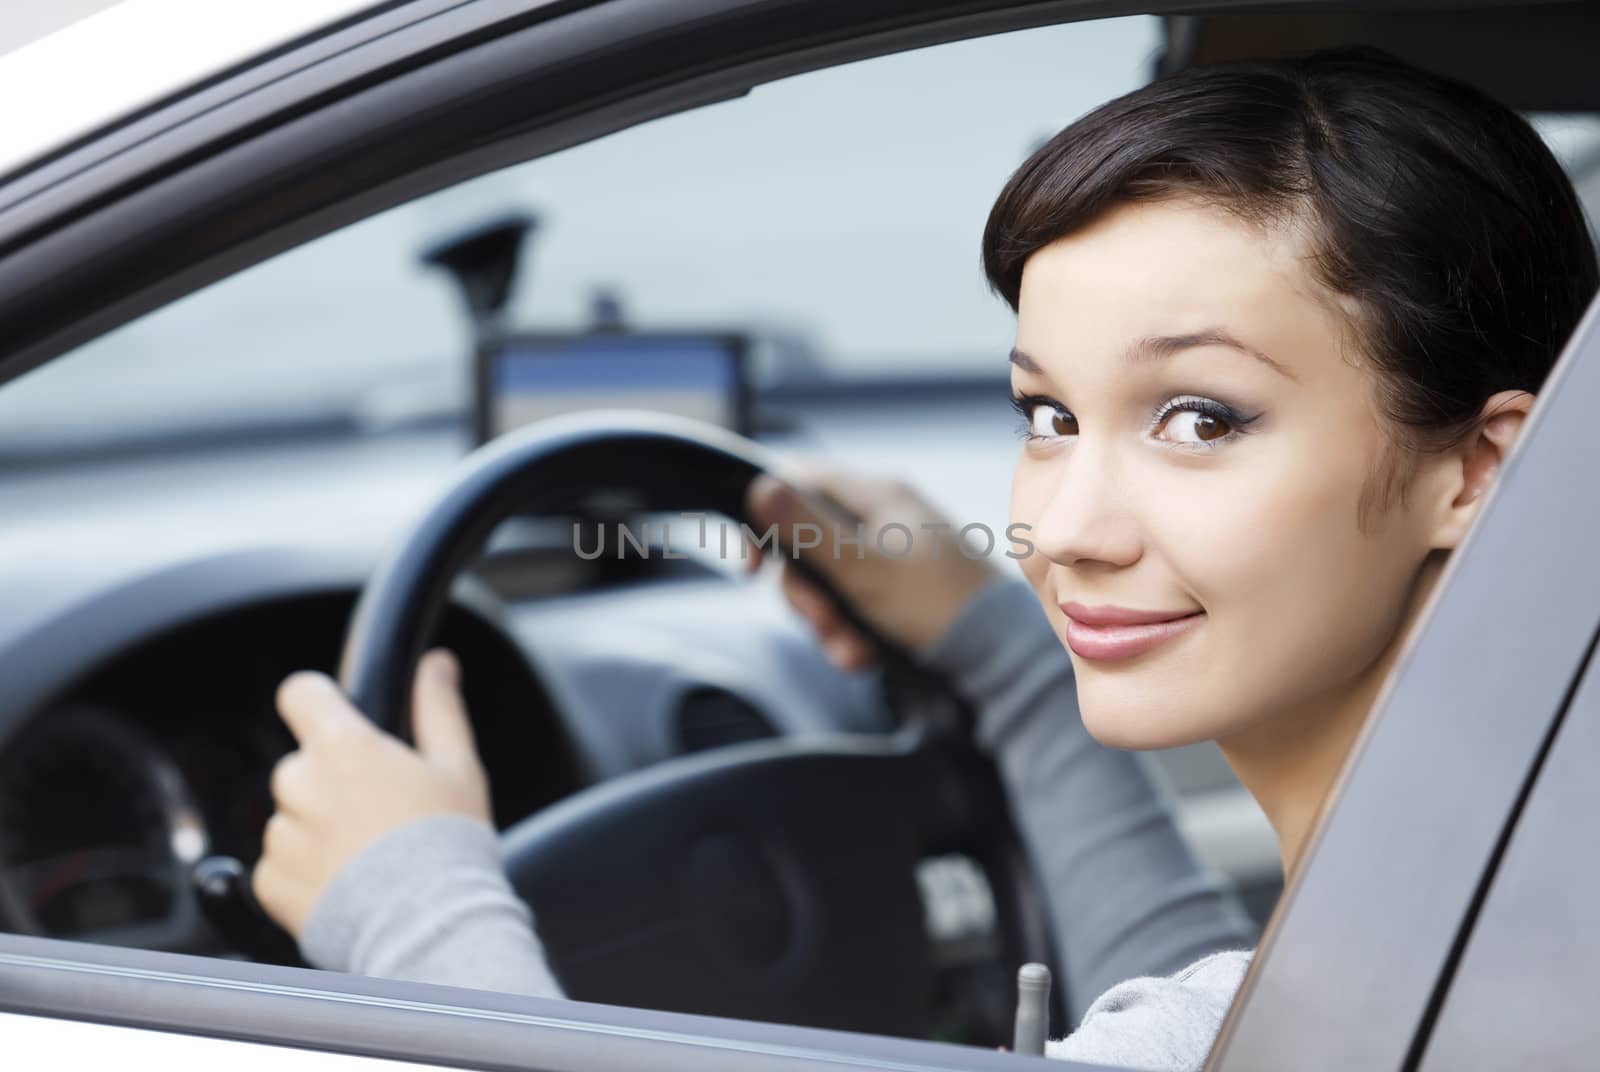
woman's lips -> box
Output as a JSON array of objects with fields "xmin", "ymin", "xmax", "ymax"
[{"xmin": 1059, "ymin": 602, "xmax": 1205, "ymax": 661}]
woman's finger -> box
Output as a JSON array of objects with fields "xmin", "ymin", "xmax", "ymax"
[
  {"xmin": 275, "ymin": 671, "xmax": 370, "ymax": 745},
  {"xmin": 821, "ymin": 629, "xmax": 875, "ymax": 672},
  {"xmin": 781, "ymin": 568, "xmax": 877, "ymax": 669},
  {"xmin": 412, "ymin": 649, "xmax": 482, "ymax": 780},
  {"xmin": 782, "ymin": 566, "xmax": 866, "ymax": 653},
  {"xmin": 780, "ymin": 566, "xmax": 832, "ymax": 624},
  {"xmin": 268, "ymin": 749, "xmax": 314, "ymax": 815}
]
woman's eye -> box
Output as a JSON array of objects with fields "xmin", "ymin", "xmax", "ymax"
[
  {"xmin": 1024, "ymin": 401, "xmax": 1077, "ymax": 440},
  {"xmin": 1152, "ymin": 398, "xmax": 1250, "ymax": 447},
  {"xmin": 1158, "ymin": 409, "xmax": 1232, "ymax": 444}
]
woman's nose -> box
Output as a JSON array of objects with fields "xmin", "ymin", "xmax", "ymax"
[{"xmin": 1027, "ymin": 443, "xmax": 1142, "ymax": 570}]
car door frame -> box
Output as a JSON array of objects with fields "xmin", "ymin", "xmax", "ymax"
[
  {"xmin": 0, "ymin": 929, "xmax": 1066, "ymax": 1070},
  {"xmin": 1207, "ymin": 290, "xmax": 1600, "ymax": 1070},
  {"xmin": 0, "ymin": 0, "xmax": 1594, "ymax": 1068}
]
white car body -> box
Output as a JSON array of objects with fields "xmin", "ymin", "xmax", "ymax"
[{"xmin": 0, "ymin": 0, "xmax": 377, "ymax": 178}]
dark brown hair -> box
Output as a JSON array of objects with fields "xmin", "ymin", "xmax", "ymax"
[{"xmin": 983, "ymin": 45, "xmax": 1598, "ymax": 475}]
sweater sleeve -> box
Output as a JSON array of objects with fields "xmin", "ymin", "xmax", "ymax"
[
  {"xmin": 923, "ymin": 576, "xmax": 1256, "ymax": 1027},
  {"xmin": 299, "ymin": 813, "xmax": 565, "ymax": 998},
  {"xmin": 1045, "ymin": 950, "xmax": 1254, "ymax": 1071}
]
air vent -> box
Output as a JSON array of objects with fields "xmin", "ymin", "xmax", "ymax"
[{"xmin": 674, "ymin": 687, "xmax": 777, "ymax": 754}]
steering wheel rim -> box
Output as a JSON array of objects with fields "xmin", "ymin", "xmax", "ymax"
[
  {"xmin": 339, "ymin": 410, "xmax": 778, "ymax": 736},
  {"xmin": 198, "ymin": 410, "xmax": 1059, "ymax": 1043}
]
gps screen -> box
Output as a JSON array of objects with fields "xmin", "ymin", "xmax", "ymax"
[{"xmin": 480, "ymin": 333, "xmax": 745, "ymax": 441}]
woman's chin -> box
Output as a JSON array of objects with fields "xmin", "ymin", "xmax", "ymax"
[{"xmin": 1078, "ymin": 689, "xmax": 1222, "ymax": 751}]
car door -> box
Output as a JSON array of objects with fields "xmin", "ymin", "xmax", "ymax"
[
  {"xmin": 0, "ymin": 0, "xmax": 1596, "ymax": 1069},
  {"xmin": 1207, "ymin": 296, "xmax": 1600, "ymax": 1069},
  {"xmin": 1413, "ymin": 578, "xmax": 1600, "ymax": 1072}
]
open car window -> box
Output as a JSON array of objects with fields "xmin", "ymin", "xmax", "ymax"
[
  {"xmin": 0, "ymin": 17, "xmax": 1161, "ymax": 460},
  {"xmin": 7, "ymin": 16, "xmax": 1596, "ymax": 465},
  {"xmin": 0, "ymin": 7, "xmax": 1184, "ymax": 1068}
]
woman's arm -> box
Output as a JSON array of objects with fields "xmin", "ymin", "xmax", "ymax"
[
  {"xmin": 286, "ymin": 580, "xmax": 1254, "ymax": 1023},
  {"xmin": 255, "ymin": 655, "xmax": 567, "ymax": 997},
  {"xmin": 300, "ymin": 813, "xmax": 564, "ymax": 997},
  {"xmin": 266, "ymin": 472, "xmax": 1253, "ymax": 1028},
  {"xmin": 743, "ymin": 470, "xmax": 1255, "ymax": 1026}
]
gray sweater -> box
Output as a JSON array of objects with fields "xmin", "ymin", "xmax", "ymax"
[{"xmin": 301, "ymin": 577, "xmax": 1258, "ymax": 1070}]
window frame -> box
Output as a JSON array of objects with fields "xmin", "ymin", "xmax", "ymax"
[
  {"xmin": 0, "ymin": 932, "xmax": 1051, "ymax": 1069},
  {"xmin": 1413, "ymin": 586, "xmax": 1600, "ymax": 1070}
]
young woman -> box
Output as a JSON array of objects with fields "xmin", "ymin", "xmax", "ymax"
[{"xmin": 252, "ymin": 44, "xmax": 1598, "ymax": 1071}]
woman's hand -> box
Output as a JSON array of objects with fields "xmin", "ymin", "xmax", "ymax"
[
  {"xmin": 744, "ymin": 467, "xmax": 999, "ymax": 671},
  {"xmin": 253, "ymin": 649, "xmax": 492, "ymax": 939}
]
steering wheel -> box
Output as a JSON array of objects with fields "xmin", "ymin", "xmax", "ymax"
[{"xmin": 195, "ymin": 411, "xmax": 1057, "ymax": 1043}]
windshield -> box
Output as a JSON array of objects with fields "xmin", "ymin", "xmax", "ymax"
[{"xmin": 0, "ymin": 16, "xmax": 1596, "ymax": 459}]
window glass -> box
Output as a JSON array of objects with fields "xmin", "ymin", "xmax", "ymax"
[
  {"xmin": 2, "ymin": 22, "xmax": 1597, "ymax": 460},
  {"xmin": 4, "ymin": 19, "xmax": 1596, "ymax": 459},
  {"xmin": 0, "ymin": 18, "xmax": 1163, "ymax": 455}
]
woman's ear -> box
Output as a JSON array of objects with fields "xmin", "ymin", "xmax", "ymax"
[{"xmin": 1428, "ymin": 389, "xmax": 1536, "ymax": 550}]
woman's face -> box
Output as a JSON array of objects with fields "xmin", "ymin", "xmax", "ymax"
[{"xmin": 1009, "ymin": 197, "xmax": 1442, "ymax": 749}]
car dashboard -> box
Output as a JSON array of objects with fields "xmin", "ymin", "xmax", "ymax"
[{"xmin": 0, "ymin": 536, "xmax": 887, "ymax": 955}]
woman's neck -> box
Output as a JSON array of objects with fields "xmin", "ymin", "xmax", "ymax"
[
  {"xmin": 1218, "ymin": 657, "xmax": 1391, "ymax": 876},
  {"xmin": 1219, "ymin": 555, "xmax": 1447, "ymax": 877}
]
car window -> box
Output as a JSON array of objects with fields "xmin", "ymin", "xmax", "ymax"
[
  {"xmin": 0, "ymin": 17, "xmax": 1177, "ymax": 1062},
  {"xmin": 5, "ymin": 17, "xmax": 1598, "ymax": 464},
  {"xmin": 0, "ymin": 17, "xmax": 1164, "ymax": 457},
  {"xmin": 3, "ymin": 18, "xmax": 1596, "ymax": 461}
]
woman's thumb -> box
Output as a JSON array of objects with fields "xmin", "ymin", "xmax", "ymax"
[{"xmin": 411, "ymin": 649, "xmax": 481, "ymax": 776}]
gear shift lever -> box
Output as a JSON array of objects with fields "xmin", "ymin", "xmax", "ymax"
[{"xmin": 192, "ymin": 854, "xmax": 302, "ymax": 965}]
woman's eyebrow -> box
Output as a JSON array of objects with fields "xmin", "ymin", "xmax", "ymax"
[
  {"xmin": 1010, "ymin": 330, "xmax": 1294, "ymax": 380},
  {"xmin": 1127, "ymin": 328, "xmax": 1295, "ymax": 380},
  {"xmin": 1008, "ymin": 347, "xmax": 1042, "ymax": 373}
]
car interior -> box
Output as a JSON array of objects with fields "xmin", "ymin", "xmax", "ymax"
[{"xmin": 0, "ymin": 3, "xmax": 1595, "ymax": 1057}]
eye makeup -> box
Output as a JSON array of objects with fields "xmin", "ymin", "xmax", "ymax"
[
  {"xmin": 1009, "ymin": 390, "xmax": 1264, "ymax": 448},
  {"xmin": 1148, "ymin": 394, "xmax": 1264, "ymax": 450},
  {"xmin": 1009, "ymin": 392, "xmax": 1072, "ymax": 442}
]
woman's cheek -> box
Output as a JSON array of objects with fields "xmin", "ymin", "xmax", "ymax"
[
  {"xmin": 1176, "ymin": 462, "xmax": 1389, "ymax": 695},
  {"xmin": 1157, "ymin": 466, "xmax": 1330, "ymax": 637},
  {"xmin": 1009, "ymin": 456, "xmax": 1053, "ymax": 592}
]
